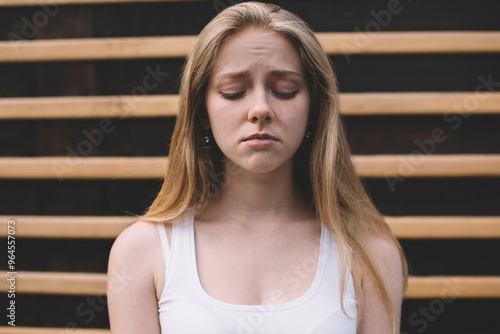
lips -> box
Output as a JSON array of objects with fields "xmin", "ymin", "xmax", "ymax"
[{"xmin": 243, "ymin": 133, "xmax": 278, "ymax": 141}]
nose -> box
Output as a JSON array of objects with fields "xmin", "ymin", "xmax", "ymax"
[{"xmin": 247, "ymin": 89, "xmax": 274, "ymax": 123}]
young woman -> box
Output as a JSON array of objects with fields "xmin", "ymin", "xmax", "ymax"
[{"xmin": 107, "ymin": 2, "xmax": 408, "ymax": 333}]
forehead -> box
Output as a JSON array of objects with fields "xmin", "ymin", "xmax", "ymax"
[{"xmin": 210, "ymin": 28, "xmax": 305, "ymax": 79}]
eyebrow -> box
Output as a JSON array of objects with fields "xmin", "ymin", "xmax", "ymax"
[{"xmin": 214, "ymin": 69, "xmax": 303, "ymax": 80}]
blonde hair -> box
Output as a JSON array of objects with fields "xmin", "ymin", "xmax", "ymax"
[{"xmin": 143, "ymin": 2, "xmax": 408, "ymax": 331}]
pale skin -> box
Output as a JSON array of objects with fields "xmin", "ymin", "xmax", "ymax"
[{"xmin": 107, "ymin": 28, "xmax": 403, "ymax": 333}]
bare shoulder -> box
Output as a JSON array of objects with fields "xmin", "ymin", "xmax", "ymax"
[
  {"xmin": 108, "ymin": 220, "xmax": 170, "ymax": 276},
  {"xmin": 365, "ymin": 234, "xmax": 404, "ymax": 271},
  {"xmin": 110, "ymin": 221, "xmax": 160, "ymax": 260},
  {"xmin": 108, "ymin": 220, "xmax": 172, "ymax": 293},
  {"xmin": 358, "ymin": 234, "xmax": 405, "ymax": 290}
]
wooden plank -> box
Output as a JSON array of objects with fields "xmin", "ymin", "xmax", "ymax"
[
  {"xmin": 352, "ymin": 154, "xmax": 500, "ymax": 178},
  {"xmin": 317, "ymin": 31, "xmax": 500, "ymax": 55},
  {"xmin": 1, "ymin": 92, "xmax": 499, "ymax": 119},
  {"xmin": 0, "ymin": 156, "xmax": 167, "ymax": 179},
  {"xmin": 1, "ymin": 155, "xmax": 499, "ymax": 179},
  {"xmin": 0, "ymin": 95, "xmax": 179, "ymax": 119},
  {"xmin": 339, "ymin": 92, "xmax": 500, "ymax": 116},
  {"xmin": 2, "ymin": 215, "xmax": 499, "ymax": 239},
  {"xmin": 0, "ymin": 0, "xmax": 205, "ymax": 6},
  {"xmin": 0, "ymin": 271, "xmax": 107, "ymax": 296},
  {"xmin": 1, "ymin": 36, "xmax": 197, "ymax": 62},
  {"xmin": 405, "ymin": 276, "xmax": 500, "ymax": 299},
  {"xmin": 0, "ymin": 328, "xmax": 109, "ymax": 334},
  {"xmin": 1, "ymin": 32, "xmax": 500, "ymax": 63},
  {"xmin": 385, "ymin": 216, "xmax": 500, "ymax": 239},
  {"xmin": 1, "ymin": 271, "xmax": 499, "ymax": 298},
  {"xmin": 0, "ymin": 215, "xmax": 135, "ymax": 238}
]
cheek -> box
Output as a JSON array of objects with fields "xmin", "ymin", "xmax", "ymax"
[
  {"xmin": 206, "ymin": 104, "xmax": 237, "ymax": 143},
  {"xmin": 206, "ymin": 95, "xmax": 223, "ymax": 131},
  {"xmin": 206, "ymin": 96, "xmax": 244, "ymax": 132},
  {"xmin": 284, "ymin": 99, "xmax": 310, "ymax": 132},
  {"xmin": 207, "ymin": 110, "xmax": 240, "ymax": 136}
]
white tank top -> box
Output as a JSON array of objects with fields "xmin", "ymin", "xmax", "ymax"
[{"xmin": 156, "ymin": 215, "xmax": 357, "ymax": 334}]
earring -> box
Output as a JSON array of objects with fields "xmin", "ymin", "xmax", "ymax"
[
  {"xmin": 203, "ymin": 136, "xmax": 210, "ymax": 143},
  {"xmin": 305, "ymin": 131, "xmax": 311, "ymax": 139}
]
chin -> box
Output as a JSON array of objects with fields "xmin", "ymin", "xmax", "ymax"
[
  {"xmin": 240, "ymin": 160, "xmax": 290, "ymax": 175},
  {"xmin": 223, "ymin": 153, "xmax": 294, "ymax": 175}
]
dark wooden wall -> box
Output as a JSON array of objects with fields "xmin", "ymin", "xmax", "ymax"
[{"xmin": 1, "ymin": 0, "xmax": 499, "ymax": 332}]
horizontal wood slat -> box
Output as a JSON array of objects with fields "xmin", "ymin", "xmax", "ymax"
[
  {"xmin": 385, "ymin": 216, "xmax": 500, "ymax": 239},
  {"xmin": 318, "ymin": 31, "xmax": 500, "ymax": 55},
  {"xmin": 0, "ymin": 215, "xmax": 135, "ymax": 238},
  {"xmin": 1, "ymin": 155, "xmax": 499, "ymax": 179},
  {"xmin": 0, "ymin": 156, "xmax": 167, "ymax": 179},
  {"xmin": 0, "ymin": 327, "xmax": 109, "ymax": 334},
  {"xmin": 1, "ymin": 32, "xmax": 500, "ymax": 63},
  {"xmin": 1, "ymin": 271, "xmax": 499, "ymax": 298},
  {"xmin": 339, "ymin": 92, "xmax": 500, "ymax": 116},
  {"xmin": 1, "ymin": 271, "xmax": 107, "ymax": 295},
  {"xmin": 405, "ymin": 276, "xmax": 500, "ymax": 299},
  {"xmin": 1, "ymin": 92, "xmax": 499, "ymax": 119},
  {"xmin": 1, "ymin": 36, "xmax": 197, "ymax": 62},
  {"xmin": 0, "ymin": 95, "xmax": 178, "ymax": 119},
  {"xmin": 1, "ymin": 215, "xmax": 499, "ymax": 239},
  {"xmin": 352, "ymin": 154, "xmax": 500, "ymax": 178}
]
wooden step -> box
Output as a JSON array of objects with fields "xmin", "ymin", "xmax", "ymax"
[
  {"xmin": 1, "ymin": 215, "xmax": 499, "ymax": 239},
  {"xmin": 1, "ymin": 92, "xmax": 499, "ymax": 119},
  {"xmin": 2, "ymin": 32, "xmax": 499, "ymax": 63},
  {"xmin": 1, "ymin": 271, "xmax": 499, "ymax": 298},
  {"xmin": 2, "ymin": 155, "xmax": 499, "ymax": 179}
]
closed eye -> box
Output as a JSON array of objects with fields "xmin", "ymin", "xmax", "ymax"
[
  {"xmin": 220, "ymin": 91, "xmax": 246, "ymax": 100},
  {"xmin": 273, "ymin": 91, "xmax": 298, "ymax": 99},
  {"xmin": 219, "ymin": 90, "xmax": 298, "ymax": 100}
]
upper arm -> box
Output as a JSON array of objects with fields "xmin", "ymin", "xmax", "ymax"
[
  {"xmin": 107, "ymin": 221, "xmax": 162, "ymax": 334},
  {"xmin": 357, "ymin": 236, "xmax": 405, "ymax": 334}
]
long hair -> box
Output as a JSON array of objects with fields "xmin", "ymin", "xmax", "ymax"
[{"xmin": 142, "ymin": 2, "xmax": 408, "ymax": 331}]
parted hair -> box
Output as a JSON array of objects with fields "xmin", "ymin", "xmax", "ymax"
[{"xmin": 142, "ymin": 2, "xmax": 408, "ymax": 332}]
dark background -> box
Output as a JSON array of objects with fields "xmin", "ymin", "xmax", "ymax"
[{"xmin": 0, "ymin": 0, "xmax": 499, "ymax": 332}]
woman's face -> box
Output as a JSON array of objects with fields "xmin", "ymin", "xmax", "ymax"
[{"xmin": 205, "ymin": 28, "xmax": 310, "ymax": 175}]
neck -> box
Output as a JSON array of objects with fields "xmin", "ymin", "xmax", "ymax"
[{"xmin": 202, "ymin": 160, "xmax": 312, "ymax": 227}]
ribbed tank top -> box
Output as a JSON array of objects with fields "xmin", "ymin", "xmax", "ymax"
[{"xmin": 156, "ymin": 215, "xmax": 357, "ymax": 333}]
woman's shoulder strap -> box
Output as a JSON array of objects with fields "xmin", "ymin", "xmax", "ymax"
[{"xmin": 156, "ymin": 222, "xmax": 171, "ymax": 268}]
